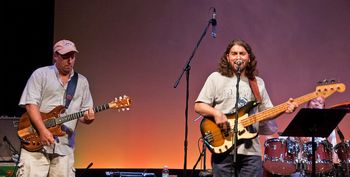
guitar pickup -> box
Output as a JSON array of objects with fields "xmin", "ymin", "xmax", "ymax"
[
  {"xmin": 238, "ymin": 129, "xmax": 246, "ymax": 136},
  {"xmin": 219, "ymin": 122, "xmax": 231, "ymax": 137}
]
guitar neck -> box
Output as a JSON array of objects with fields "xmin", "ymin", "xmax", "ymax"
[
  {"xmin": 240, "ymin": 92, "xmax": 318, "ymax": 127},
  {"xmin": 53, "ymin": 103, "xmax": 110, "ymax": 125}
]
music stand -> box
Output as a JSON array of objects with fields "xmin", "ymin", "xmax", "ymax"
[{"xmin": 281, "ymin": 108, "xmax": 348, "ymax": 177}]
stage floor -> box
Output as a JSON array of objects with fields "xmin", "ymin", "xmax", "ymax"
[{"xmin": 75, "ymin": 168, "xmax": 209, "ymax": 177}]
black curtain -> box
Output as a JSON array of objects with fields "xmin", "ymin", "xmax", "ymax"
[{"xmin": 1, "ymin": 0, "xmax": 55, "ymax": 117}]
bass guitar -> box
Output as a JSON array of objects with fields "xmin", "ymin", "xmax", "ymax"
[
  {"xmin": 200, "ymin": 82, "xmax": 345, "ymax": 154},
  {"xmin": 17, "ymin": 95, "xmax": 131, "ymax": 152}
]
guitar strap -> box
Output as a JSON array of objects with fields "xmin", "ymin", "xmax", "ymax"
[
  {"xmin": 249, "ymin": 78, "xmax": 262, "ymax": 104},
  {"xmin": 244, "ymin": 77, "xmax": 262, "ymax": 137},
  {"xmin": 65, "ymin": 72, "xmax": 78, "ymax": 109}
]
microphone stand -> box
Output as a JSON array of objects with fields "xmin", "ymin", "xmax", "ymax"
[
  {"xmin": 192, "ymin": 140, "xmax": 211, "ymax": 177},
  {"xmin": 3, "ymin": 136, "xmax": 19, "ymax": 157},
  {"xmin": 232, "ymin": 65, "xmax": 241, "ymax": 177},
  {"xmin": 173, "ymin": 14, "xmax": 216, "ymax": 177},
  {"xmin": 3, "ymin": 136, "xmax": 20, "ymax": 177}
]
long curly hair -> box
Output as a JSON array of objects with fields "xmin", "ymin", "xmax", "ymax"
[{"xmin": 218, "ymin": 39, "xmax": 258, "ymax": 80}]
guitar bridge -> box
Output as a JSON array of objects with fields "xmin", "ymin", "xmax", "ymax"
[{"xmin": 204, "ymin": 132, "xmax": 214, "ymax": 143}]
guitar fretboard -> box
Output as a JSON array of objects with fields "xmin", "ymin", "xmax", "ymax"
[
  {"xmin": 57, "ymin": 103, "xmax": 110, "ymax": 124},
  {"xmin": 240, "ymin": 92, "xmax": 325, "ymax": 127},
  {"xmin": 44, "ymin": 104, "xmax": 110, "ymax": 127}
]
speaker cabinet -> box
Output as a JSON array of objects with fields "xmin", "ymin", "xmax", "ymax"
[{"xmin": 0, "ymin": 117, "xmax": 20, "ymax": 162}]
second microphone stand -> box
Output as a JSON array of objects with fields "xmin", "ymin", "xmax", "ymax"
[
  {"xmin": 232, "ymin": 64, "xmax": 241, "ymax": 177},
  {"xmin": 173, "ymin": 13, "xmax": 217, "ymax": 177}
]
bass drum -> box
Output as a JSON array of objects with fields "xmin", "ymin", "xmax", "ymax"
[{"xmin": 263, "ymin": 138, "xmax": 299, "ymax": 176}]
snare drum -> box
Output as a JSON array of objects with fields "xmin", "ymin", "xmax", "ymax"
[
  {"xmin": 263, "ymin": 138, "xmax": 299, "ymax": 175},
  {"xmin": 334, "ymin": 140, "xmax": 350, "ymax": 164},
  {"xmin": 302, "ymin": 140, "xmax": 333, "ymax": 174}
]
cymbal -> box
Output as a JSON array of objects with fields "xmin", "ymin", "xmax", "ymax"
[{"xmin": 330, "ymin": 101, "xmax": 350, "ymax": 112}]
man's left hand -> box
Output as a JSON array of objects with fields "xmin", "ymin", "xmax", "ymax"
[{"xmin": 285, "ymin": 98, "xmax": 298, "ymax": 113}]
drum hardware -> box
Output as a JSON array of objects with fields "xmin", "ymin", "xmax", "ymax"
[{"xmin": 334, "ymin": 140, "xmax": 350, "ymax": 177}]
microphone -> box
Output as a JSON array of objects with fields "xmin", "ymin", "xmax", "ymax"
[
  {"xmin": 234, "ymin": 58, "xmax": 243, "ymax": 66},
  {"xmin": 210, "ymin": 8, "xmax": 217, "ymax": 38},
  {"xmin": 78, "ymin": 162, "xmax": 93, "ymax": 177},
  {"xmin": 336, "ymin": 126, "xmax": 345, "ymax": 142},
  {"xmin": 86, "ymin": 162, "xmax": 93, "ymax": 169}
]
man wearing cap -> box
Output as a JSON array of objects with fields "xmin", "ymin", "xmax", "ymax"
[{"xmin": 17, "ymin": 39, "xmax": 95, "ymax": 177}]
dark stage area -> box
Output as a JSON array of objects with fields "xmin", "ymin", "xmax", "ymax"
[
  {"xmin": 2, "ymin": 1, "xmax": 54, "ymax": 117},
  {"xmin": 75, "ymin": 168, "xmax": 205, "ymax": 177},
  {"xmin": 0, "ymin": 166, "xmax": 206, "ymax": 177}
]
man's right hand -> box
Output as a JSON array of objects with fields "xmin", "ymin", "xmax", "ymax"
[
  {"xmin": 25, "ymin": 104, "xmax": 55, "ymax": 146},
  {"xmin": 39, "ymin": 128, "xmax": 55, "ymax": 146},
  {"xmin": 214, "ymin": 110, "xmax": 230, "ymax": 132},
  {"xmin": 194, "ymin": 102, "xmax": 231, "ymax": 132}
]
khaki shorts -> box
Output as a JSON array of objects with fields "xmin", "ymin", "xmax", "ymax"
[{"xmin": 16, "ymin": 148, "xmax": 75, "ymax": 177}]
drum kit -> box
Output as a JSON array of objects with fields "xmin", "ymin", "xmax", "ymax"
[
  {"xmin": 263, "ymin": 137, "xmax": 349, "ymax": 176},
  {"xmin": 263, "ymin": 101, "xmax": 350, "ymax": 177}
]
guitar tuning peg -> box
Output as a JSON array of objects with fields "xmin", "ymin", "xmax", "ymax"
[
  {"xmin": 126, "ymin": 108, "xmax": 130, "ymax": 111},
  {"xmin": 318, "ymin": 79, "xmax": 330, "ymax": 85},
  {"xmin": 122, "ymin": 108, "xmax": 125, "ymax": 111},
  {"xmin": 317, "ymin": 80, "xmax": 323, "ymax": 84}
]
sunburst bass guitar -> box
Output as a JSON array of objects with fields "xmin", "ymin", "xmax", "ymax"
[
  {"xmin": 200, "ymin": 82, "xmax": 346, "ymax": 154},
  {"xmin": 17, "ymin": 95, "xmax": 131, "ymax": 152}
]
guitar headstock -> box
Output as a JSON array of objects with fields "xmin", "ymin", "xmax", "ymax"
[
  {"xmin": 315, "ymin": 80, "xmax": 346, "ymax": 98},
  {"xmin": 109, "ymin": 95, "xmax": 132, "ymax": 111}
]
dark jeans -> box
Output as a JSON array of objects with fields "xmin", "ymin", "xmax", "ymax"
[{"xmin": 212, "ymin": 153, "xmax": 262, "ymax": 177}]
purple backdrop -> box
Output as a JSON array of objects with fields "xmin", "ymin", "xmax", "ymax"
[{"xmin": 54, "ymin": 0, "xmax": 350, "ymax": 169}]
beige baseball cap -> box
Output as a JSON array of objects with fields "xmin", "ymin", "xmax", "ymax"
[{"xmin": 53, "ymin": 39, "xmax": 79, "ymax": 54}]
